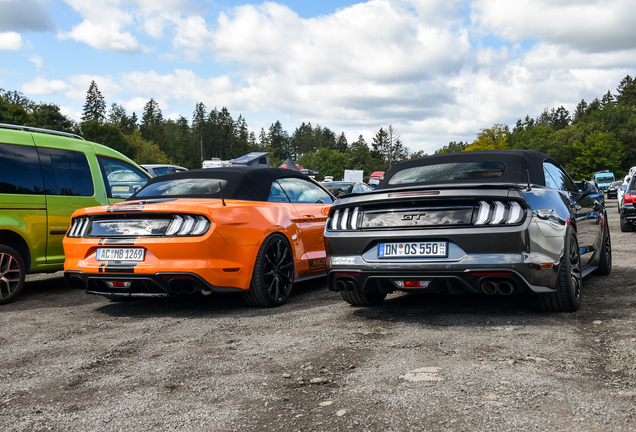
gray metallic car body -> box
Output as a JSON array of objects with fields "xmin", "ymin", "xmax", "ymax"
[{"xmin": 324, "ymin": 151, "xmax": 607, "ymax": 300}]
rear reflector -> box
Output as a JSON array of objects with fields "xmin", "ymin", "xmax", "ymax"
[
  {"xmin": 105, "ymin": 281, "xmax": 131, "ymax": 288},
  {"xmin": 393, "ymin": 280, "xmax": 431, "ymax": 288}
]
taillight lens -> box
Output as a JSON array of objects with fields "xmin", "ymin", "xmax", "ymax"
[
  {"xmin": 165, "ymin": 215, "xmax": 210, "ymax": 236},
  {"xmin": 67, "ymin": 216, "xmax": 91, "ymax": 237},
  {"xmin": 474, "ymin": 201, "xmax": 525, "ymax": 225},
  {"xmin": 327, "ymin": 207, "xmax": 361, "ymax": 231},
  {"xmin": 624, "ymin": 192, "xmax": 634, "ymax": 204}
]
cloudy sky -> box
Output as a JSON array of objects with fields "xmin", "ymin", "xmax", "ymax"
[{"xmin": 1, "ymin": 0, "xmax": 635, "ymax": 154}]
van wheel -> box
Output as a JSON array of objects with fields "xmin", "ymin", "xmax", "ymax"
[
  {"xmin": 0, "ymin": 245, "xmax": 26, "ymax": 305},
  {"xmin": 538, "ymin": 227, "xmax": 581, "ymax": 312},
  {"xmin": 243, "ymin": 234, "xmax": 294, "ymax": 307}
]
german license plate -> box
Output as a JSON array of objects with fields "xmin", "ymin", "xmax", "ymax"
[
  {"xmin": 378, "ymin": 241, "xmax": 447, "ymax": 258},
  {"xmin": 112, "ymin": 186, "xmax": 129, "ymax": 192},
  {"xmin": 96, "ymin": 248, "xmax": 145, "ymax": 261}
]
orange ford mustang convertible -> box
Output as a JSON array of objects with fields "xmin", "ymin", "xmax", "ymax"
[{"xmin": 63, "ymin": 167, "xmax": 335, "ymax": 307}]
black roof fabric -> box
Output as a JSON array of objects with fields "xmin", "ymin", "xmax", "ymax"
[
  {"xmin": 131, "ymin": 167, "xmax": 315, "ymax": 202},
  {"xmin": 377, "ymin": 150, "xmax": 556, "ymax": 189}
]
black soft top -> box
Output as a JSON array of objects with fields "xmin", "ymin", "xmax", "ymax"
[
  {"xmin": 130, "ymin": 167, "xmax": 317, "ymax": 202},
  {"xmin": 377, "ymin": 150, "xmax": 557, "ymax": 189}
]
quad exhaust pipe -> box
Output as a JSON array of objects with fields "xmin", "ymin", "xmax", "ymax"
[{"xmin": 480, "ymin": 280, "xmax": 515, "ymax": 296}]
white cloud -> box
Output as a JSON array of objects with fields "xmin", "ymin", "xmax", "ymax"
[
  {"xmin": 20, "ymin": 77, "xmax": 70, "ymax": 94},
  {"xmin": 59, "ymin": 0, "xmax": 144, "ymax": 53},
  {"xmin": 13, "ymin": 0, "xmax": 636, "ymax": 154},
  {"xmin": 28, "ymin": 54, "xmax": 46, "ymax": 73},
  {"xmin": 0, "ymin": 32, "xmax": 28, "ymax": 50},
  {"xmin": 471, "ymin": 0, "xmax": 636, "ymax": 53},
  {"xmin": 58, "ymin": 105, "xmax": 82, "ymax": 121}
]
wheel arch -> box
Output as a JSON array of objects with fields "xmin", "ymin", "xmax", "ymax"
[{"xmin": 0, "ymin": 230, "xmax": 32, "ymax": 272}]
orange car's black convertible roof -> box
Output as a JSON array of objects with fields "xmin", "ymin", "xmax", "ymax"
[{"xmin": 130, "ymin": 167, "xmax": 319, "ymax": 202}]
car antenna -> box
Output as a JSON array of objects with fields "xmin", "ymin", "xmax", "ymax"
[
  {"xmin": 526, "ymin": 170, "xmax": 532, "ymax": 191},
  {"xmin": 219, "ymin": 181, "xmax": 227, "ymax": 206}
]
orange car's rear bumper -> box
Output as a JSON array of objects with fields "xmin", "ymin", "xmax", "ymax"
[{"xmin": 63, "ymin": 231, "xmax": 259, "ymax": 293}]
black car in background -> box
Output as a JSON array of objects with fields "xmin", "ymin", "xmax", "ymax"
[
  {"xmin": 619, "ymin": 176, "xmax": 636, "ymax": 232},
  {"xmin": 607, "ymin": 180, "xmax": 622, "ymax": 199},
  {"xmin": 324, "ymin": 150, "xmax": 611, "ymax": 312}
]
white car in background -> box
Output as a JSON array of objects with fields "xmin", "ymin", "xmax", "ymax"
[
  {"xmin": 618, "ymin": 175, "xmax": 631, "ymax": 212},
  {"xmin": 141, "ymin": 164, "xmax": 188, "ymax": 177}
]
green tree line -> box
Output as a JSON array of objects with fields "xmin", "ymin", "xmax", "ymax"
[
  {"xmin": 437, "ymin": 75, "xmax": 636, "ymax": 179},
  {"xmin": 2, "ymin": 74, "xmax": 635, "ymax": 181}
]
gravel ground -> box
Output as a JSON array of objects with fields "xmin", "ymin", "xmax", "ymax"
[{"xmin": 1, "ymin": 199, "xmax": 635, "ymax": 432}]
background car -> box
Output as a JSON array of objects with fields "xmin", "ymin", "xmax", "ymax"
[
  {"xmin": 619, "ymin": 175, "xmax": 636, "ymax": 232},
  {"xmin": 141, "ymin": 164, "xmax": 188, "ymax": 177},
  {"xmin": 607, "ymin": 180, "xmax": 622, "ymax": 199},
  {"xmin": 321, "ymin": 181, "xmax": 373, "ymax": 197},
  {"xmin": 64, "ymin": 167, "xmax": 335, "ymax": 307},
  {"xmin": 575, "ymin": 180, "xmax": 604, "ymax": 206},
  {"xmin": 324, "ymin": 150, "xmax": 611, "ymax": 312},
  {"xmin": 618, "ymin": 176, "xmax": 631, "ymax": 211},
  {"xmin": 0, "ymin": 123, "xmax": 149, "ymax": 305}
]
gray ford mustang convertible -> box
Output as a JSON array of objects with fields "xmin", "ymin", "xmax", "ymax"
[{"xmin": 324, "ymin": 150, "xmax": 611, "ymax": 312}]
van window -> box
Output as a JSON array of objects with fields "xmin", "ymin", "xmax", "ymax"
[
  {"xmin": 0, "ymin": 143, "xmax": 45, "ymax": 195},
  {"xmin": 38, "ymin": 148, "xmax": 95, "ymax": 196},
  {"xmin": 98, "ymin": 157, "xmax": 148, "ymax": 199}
]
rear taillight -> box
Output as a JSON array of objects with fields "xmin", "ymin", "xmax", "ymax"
[
  {"xmin": 474, "ymin": 201, "xmax": 525, "ymax": 225},
  {"xmin": 165, "ymin": 215, "xmax": 211, "ymax": 236},
  {"xmin": 327, "ymin": 207, "xmax": 361, "ymax": 231},
  {"xmin": 624, "ymin": 193, "xmax": 634, "ymax": 204},
  {"xmin": 67, "ymin": 216, "xmax": 91, "ymax": 237}
]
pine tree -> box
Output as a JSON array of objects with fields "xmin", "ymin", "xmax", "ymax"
[
  {"xmin": 140, "ymin": 98, "xmax": 164, "ymax": 143},
  {"xmin": 81, "ymin": 80, "xmax": 106, "ymax": 123}
]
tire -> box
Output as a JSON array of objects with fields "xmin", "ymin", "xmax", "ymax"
[
  {"xmin": 593, "ymin": 221, "xmax": 612, "ymax": 276},
  {"xmin": 243, "ymin": 234, "xmax": 294, "ymax": 307},
  {"xmin": 620, "ymin": 215, "xmax": 635, "ymax": 232},
  {"xmin": 340, "ymin": 289, "xmax": 387, "ymax": 306},
  {"xmin": 0, "ymin": 245, "xmax": 26, "ymax": 306},
  {"xmin": 538, "ymin": 226, "xmax": 582, "ymax": 312}
]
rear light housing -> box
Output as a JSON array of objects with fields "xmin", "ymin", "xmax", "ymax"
[
  {"xmin": 473, "ymin": 201, "xmax": 525, "ymax": 226},
  {"xmin": 624, "ymin": 192, "xmax": 635, "ymax": 204},
  {"xmin": 67, "ymin": 214, "xmax": 211, "ymax": 238}
]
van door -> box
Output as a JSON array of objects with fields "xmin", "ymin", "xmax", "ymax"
[{"xmin": 36, "ymin": 146, "xmax": 103, "ymax": 264}]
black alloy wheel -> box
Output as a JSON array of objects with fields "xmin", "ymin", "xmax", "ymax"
[
  {"xmin": 594, "ymin": 221, "xmax": 612, "ymax": 275},
  {"xmin": 0, "ymin": 245, "xmax": 26, "ymax": 305},
  {"xmin": 243, "ymin": 234, "xmax": 295, "ymax": 307},
  {"xmin": 538, "ymin": 227, "xmax": 582, "ymax": 312}
]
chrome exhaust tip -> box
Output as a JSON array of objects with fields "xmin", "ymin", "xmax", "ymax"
[
  {"xmin": 497, "ymin": 281, "xmax": 514, "ymax": 295},
  {"xmin": 481, "ymin": 280, "xmax": 497, "ymax": 295}
]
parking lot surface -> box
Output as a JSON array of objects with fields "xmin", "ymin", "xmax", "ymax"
[{"xmin": 1, "ymin": 199, "xmax": 635, "ymax": 431}]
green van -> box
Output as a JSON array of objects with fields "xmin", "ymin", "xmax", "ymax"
[{"xmin": 0, "ymin": 123, "xmax": 150, "ymax": 305}]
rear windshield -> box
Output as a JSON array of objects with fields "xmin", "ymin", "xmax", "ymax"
[
  {"xmin": 134, "ymin": 178, "xmax": 228, "ymax": 197},
  {"xmin": 388, "ymin": 162, "xmax": 505, "ymax": 185},
  {"xmin": 595, "ymin": 175, "xmax": 614, "ymax": 183}
]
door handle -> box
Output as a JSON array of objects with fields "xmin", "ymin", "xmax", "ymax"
[{"xmin": 302, "ymin": 215, "xmax": 315, "ymax": 222}]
